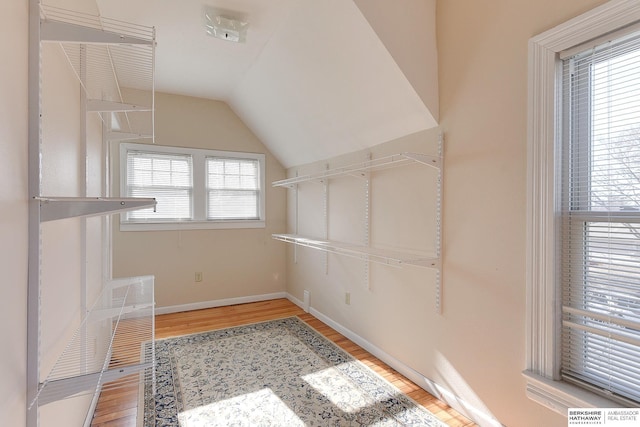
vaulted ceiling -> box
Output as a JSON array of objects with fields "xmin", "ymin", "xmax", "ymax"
[{"xmin": 52, "ymin": 0, "xmax": 439, "ymax": 168}]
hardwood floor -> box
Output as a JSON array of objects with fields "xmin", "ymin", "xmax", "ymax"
[{"xmin": 91, "ymin": 298, "xmax": 476, "ymax": 426}]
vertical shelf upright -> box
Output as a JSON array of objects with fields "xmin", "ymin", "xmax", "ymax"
[{"xmin": 27, "ymin": 2, "xmax": 157, "ymax": 426}]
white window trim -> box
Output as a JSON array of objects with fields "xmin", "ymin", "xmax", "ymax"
[
  {"xmin": 525, "ymin": 0, "xmax": 640, "ymax": 415},
  {"xmin": 119, "ymin": 143, "xmax": 266, "ymax": 231}
]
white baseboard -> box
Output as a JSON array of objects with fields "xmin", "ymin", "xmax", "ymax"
[
  {"xmin": 287, "ymin": 292, "xmax": 304, "ymax": 310},
  {"xmin": 285, "ymin": 293, "xmax": 502, "ymax": 427},
  {"xmin": 155, "ymin": 292, "xmax": 287, "ymax": 315}
]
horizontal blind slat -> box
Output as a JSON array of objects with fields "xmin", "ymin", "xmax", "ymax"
[
  {"xmin": 560, "ymin": 28, "xmax": 640, "ymax": 405},
  {"xmin": 125, "ymin": 150, "xmax": 193, "ymax": 220},
  {"xmin": 206, "ymin": 157, "xmax": 260, "ymax": 220}
]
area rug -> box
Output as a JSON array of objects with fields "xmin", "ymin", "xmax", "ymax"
[{"xmin": 143, "ymin": 317, "xmax": 446, "ymax": 426}]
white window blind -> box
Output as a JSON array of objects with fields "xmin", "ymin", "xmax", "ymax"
[
  {"xmin": 120, "ymin": 143, "xmax": 265, "ymax": 230},
  {"xmin": 560, "ymin": 31, "xmax": 640, "ymax": 405},
  {"xmin": 207, "ymin": 157, "xmax": 260, "ymax": 220},
  {"xmin": 125, "ymin": 150, "xmax": 193, "ymax": 221}
]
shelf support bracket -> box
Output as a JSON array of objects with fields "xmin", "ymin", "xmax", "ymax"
[
  {"xmin": 41, "ymin": 20, "xmax": 153, "ymax": 45},
  {"xmin": 106, "ymin": 131, "xmax": 153, "ymax": 141},
  {"xmin": 435, "ymin": 134, "xmax": 444, "ymax": 314},
  {"xmin": 37, "ymin": 197, "xmax": 156, "ymax": 222},
  {"xmin": 86, "ymin": 100, "xmax": 152, "ymax": 113},
  {"xmin": 322, "ymin": 164, "xmax": 329, "ymax": 275},
  {"xmin": 364, "ymin": 164, "xmax": 371, "ymax": 290},
  {"xmin": 294, "ymin": 171, "xmax": 299, "ymax": 264}
]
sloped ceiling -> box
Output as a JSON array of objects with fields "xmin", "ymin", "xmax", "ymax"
[{"xmin": 82, "ymin": 0, "xmax": 439, "ymax": 168}]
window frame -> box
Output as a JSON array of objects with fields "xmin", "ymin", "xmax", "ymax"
[
  {"xmin": 559, "ymin": 35, "xmax": 640, "ymax": 405},
  {"xmin": 119, "ymin": 142, "xmax": 265, "ymax": 231},
  {"xmin": 206, "ymin": 156, "xmax": 262, "ymax": 221},
  {"xmin": 525, "ymin": 0, "xmax": 640, "ymax": 415}
]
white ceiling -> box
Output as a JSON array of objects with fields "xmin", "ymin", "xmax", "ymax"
[{"xmin": 72, "ymin": 0, "xmax": 439, "ymax": 168}]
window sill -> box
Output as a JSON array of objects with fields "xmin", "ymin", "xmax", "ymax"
[
  {"xmin": 120, "ymin": 220, "xmax": 265, "ymax": 231},
  {"xmin": 522, "ymin": 371, "xmax": 624, "ymax": 416}
]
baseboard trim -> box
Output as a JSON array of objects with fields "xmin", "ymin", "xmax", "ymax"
[
  {"xmin": 287, "ymin": 292, "xmax": 304, "ymax": 311},
  {"xmin": 285, "ymin": 293, "xmax": 502, "ymax": 427},
  {"xmin": 155, "ymin": 292, "xmax": 288, "ymax": 315}
]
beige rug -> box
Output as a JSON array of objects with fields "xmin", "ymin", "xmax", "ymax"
[{"xmin": 143, "ymin": 317, "xmax": 446, "ymax": 426}]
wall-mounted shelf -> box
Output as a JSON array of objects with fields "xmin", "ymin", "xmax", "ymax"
[
  {"xmin": 272, "ymin": 152, "xmax": 441, "ymax": 188},
  {"xmin": 28, "ymin": 3, "xmax": 157, "ymax": 426},
  {"xmin": 273, "ymin": 234, "xmax": 439, "ymax": 268},
  {"xmin": 39, "ymin": 4, "xmax": 156, "ymax": 139},
  {"xmin": 30, "ymin": 276, "xmax": 155, "ymax": 407},
  {"xmin": 273, "ymin": 141, "xmax": 444, "ymax": 312},
  {"xmin": 37, "ymin": 197, "xmax": 156, "ymax": 222}
]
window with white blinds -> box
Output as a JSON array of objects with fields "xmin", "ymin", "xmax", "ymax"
[
  {"xmin": 124, "ymin": 151, "xmax": 193, "ymax": 221},
  {"xmin": 560, "ymin": 31, "xmax": 640, "ymax": 405},
  {"xmin": 120, "ymin": 143, "xmax": 265, "ymax": 230},
  {"xmin": 206, "ymin": 157, "xmax": 260, "ymax": 220}
]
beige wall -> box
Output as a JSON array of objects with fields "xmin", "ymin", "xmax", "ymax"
[
  {"xmin": 437, "ymin": 0, "xmax": 607, "ymax": 425},
  {"xmin": 112, "ymin": 92, "xmax": 287, "ymax": 309},
  {"xmin": 0, "ymin": 0, "xmax": 28, "ymax": 425},
  {"xmin": 354, "ymin": 0, "xmax": 439, "ymax": 121},
  {"xmin": 286, "ymin": 1, "xmax": 613, "ymax": 427},
  {"xmin": 2, "ymin": 0, "xmax": 103, "ymax": 422}
]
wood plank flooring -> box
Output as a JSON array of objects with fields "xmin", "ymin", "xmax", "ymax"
[{"xmin": 91, "ymin": 298, "xmax": 476, "ymax": 426}]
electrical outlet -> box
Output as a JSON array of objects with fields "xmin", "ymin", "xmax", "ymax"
[
  {"xmin": 195, "ymin": 272, "xmax": 203, "ymax": 282},
  {"xmin": 345, "ymin": 292, "xmax": 351, "ymax": 305}
]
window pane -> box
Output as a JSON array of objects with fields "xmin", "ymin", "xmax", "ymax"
[
  {"xmin": 206, "ymin": 157, "xmax": 260, "ymax": 220},
  {"xmin": 561, "ymin": 31, "xmax": 640, "ymax": 405},
  {"xmin": 590, "ymin": 48, "xmax": 640, "ymax": 212},
  {"xmin": 126, "ymin": 151, "xmax": 193, "ymax": 221},
  {"xmin": 207, "ymin": 190, "xmax": 259, "ymax": 220}
]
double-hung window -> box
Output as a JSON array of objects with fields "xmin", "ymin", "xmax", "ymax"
[
  {"xmin": 526, "ymin": 2, "xmax": 640, "ymax": 414},
  {"xmin": 559, "ymin": 31, "xmax": 640, "ymax": 406},
  {"xmin": 120, "ymin": 143, "xmax": 265, "ymax": 230},
  {"xmin": 206, "ymin": 157, "xmax": 260, "ymax": 220},
  {"xmin": 125, "ymin": 150, "xmax": 193, "ymax": 221}
]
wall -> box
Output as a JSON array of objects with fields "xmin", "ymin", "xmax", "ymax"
[
  {"xmin": 112, "ymin": 92, "xmax": 287, "ymax": 309},
  {"xmin": 437, "ymin": 0, "xmax": 609, "ymax": 425},
  {"xmin": 354, "ymin": 0, "xmax": 439, "ymax": 122},
  {"xmin": 2, "ymin": 0, "xmax": 105, "ymax": 423},
  {"xmin": 0, "ymin": 0, "xmax": 28, "ymax": 425},
  {"xmin": 286, "ymin": 1, "xmax": 612, "ymax": 427}
]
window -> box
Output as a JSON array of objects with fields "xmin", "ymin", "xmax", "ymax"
[
  {"xmin": 125, "ymin": 150, "xmax": 193, "ymax": 221},
  {"xmin": 526, "ymin": 2, "xmax": 640, "ymax": 415},
  {"xmin": 120, "ymin": 143, "xmax": 265, "ymax": 230},
  {"xmin": 560, "ymin": 31, "xmax": 640, "ymax": 405},
  {"xmin": 206, "ymin": 157, "xmax": 260, "ymax": 220}
]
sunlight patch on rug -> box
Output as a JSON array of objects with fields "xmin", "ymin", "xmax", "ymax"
[
  {"xmin": 302, "ymin": 363, "xmax": 378, "ymax": 413},
  {"xmin": 144, "ymin": 317, "xmax": 446, "ymax": 426},
  {"xmin": 178, "ymin": 388, "xmax": 305, "ymax": 427}
]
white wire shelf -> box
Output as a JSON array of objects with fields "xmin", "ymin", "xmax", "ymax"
[
  {"xmin": 40, "ymin": 5, "xmax": 155, "ymax": 43},
  {"xmin": 272, "ymin": 234, "xmax": 439, "ymax": 269},
  {"xmin": 40, "ymin": 4, "xmax": 155, "ymax": 135},
  {"xmin": 37, "ymin": 197, "xmax": 156, "ymax": 222},
  {"xmin": 31, "ymin": 276, "xmax": 155, "ymax": 408},
  {"xmin": 272, "ymin": 152, "xmax": 441, "ymax": 188}
]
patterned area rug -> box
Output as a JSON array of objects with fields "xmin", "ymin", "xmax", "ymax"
[{"xmin": 144, "ymin": 317, "xmax": 445, "ymax": 426}]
